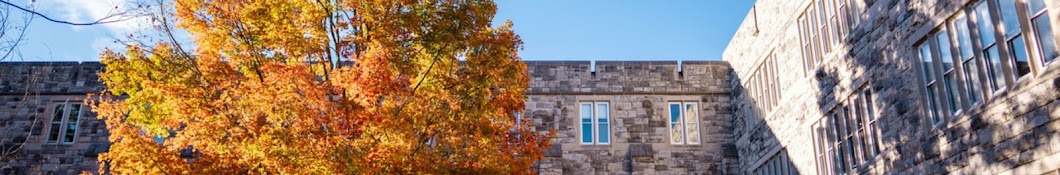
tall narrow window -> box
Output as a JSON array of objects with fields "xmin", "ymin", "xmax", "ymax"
[
  {"xmin": 999, "ymin": 0, "xmax": 1032, "ymax": 77},
  {"xmin": 1027, "ymin": 0, "xmax": 1057, "ymax": 63},
  {"xmin": 810, "ymin": 5, "xmax": 822, "ymax": 67},
  {"xmin": 837, "ymin": 0, "xmax": 850, "ymax": 41},
  {"xmin": 954, "ymin": 16, "xmax": 983, "ymax": 104},
  {"xmin": 46, "ymin": 102, "xmax": 82, "ymax": 144},
  {"xmin": 975, "ymin": 2, "xmax": 1007, "ymax": 91},
  {"xmin": 815, "ymin": 86, "xmax": 880, "ymax": 174},
  {"xmin": 580, "ymin": 102, "xmax": 610, "ymax": 145},
  {"xmin": 919, "ymin": 43, "xmax": 944, "ymax": 124},
  {"xmin": 772, "ymin": 53, "xmax": 781, "ymax": 107},
  {"xmin": 801, "ymin": 15, "xmax": 817, "ymax": 74},
  {"xmin": 826, "ymin": 0, "xmax": 839, "ymax": 47},
  {"xmin": 936, "ymin": 30, "xmax": 963, "ymax": 113},
  {"xmin": 818, "ymin": 0, "xmax": 832, "ymax": 54},
  {"xmin": 669, "ymin": 102, "xmax": 700, "ymax": 145},
  {"xmin": 753, "ymin": 150, "xmax": 797, "ymax": 175}
]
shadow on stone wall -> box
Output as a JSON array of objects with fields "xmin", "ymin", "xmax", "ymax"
[
  {"xmin": 812, "ymin": 0, "xmax": 1060, "ymax": 174},
  {"xmin": 729, "ymin": 73, "xmax": 798, "ymax": 174}
]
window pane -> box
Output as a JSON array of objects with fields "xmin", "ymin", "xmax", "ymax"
[
  {"xmin": 920, "ymin": 44, "xmax": 936, "ymax": 82},
  {"xmin": 1028, "ymin": 0, "xmax": 1045, "ymax": 13},
  {"xmin": 686, "ymin": 122, "xmax": 700, "ymax": 144},
  {"xmin": 64, "ymin": 123, "xmax": 77, "ymax": 143},
  {"xmin": 834, "ymin": 142, "xmax": 847, "ymax": 174},
  {"xmin": 582, "ymin": 124, "xmax": 593, "ymax": 143},
  {"xmin": 596, "ymin": 103, "xmax": 609, "ymax": 120},
  {"xmin": 846, "ymin": 137, "xmax": 857, "ymax": 168},
  {"xmin": 68, "ymin": 104, "xmax": 81, "ymax": 122},
  {"xmin": 999, "ymin": 0, "xmax": 1022, "ymax": 38},
  {"xmin": 685, "ymin": 103, "xmax": 700, "ymax": 144},
  {"xmin": 52, "ymin": 104, "xmax": 65, "ymax": 122},
  {"xmin": 48, "ymin": 123, "xmax": 61, "ymax": 142},
  {"xmin": 580, "ymin": 103, "xmax": 593, "ymax": 144},
  {"xmin": 684, "ymin": 103, "xmax": 698, "ymax": 124},
  {"xmin": 1011, "ymin": 36, "xmax": 1032, "ymax": 77},
  {"xmin": 580, "ymin": 103, "xmax": 593, "ymax": 121},
  {"xmin": 964, "ymin": 60, "xmax": 983, "ymax": 104},
  {"xmin": 1033, "ymin": 15, "xmax": 1058, "ymax": 62},
  {"xmin": 926, "ymin": 84, "xmax": 942, "ymax": 123},
  {"xmin": 597, "ymin": 103, "xmax": 609, "ymax": 144},
  {"xmin": 864, "ymin": 91, "xmax": 876, "ymax": 118},
  {"xmin": 955, "ymin": 17, "xmax": 975, "ymax": 60},
  {"xmin": 598, "ymin": 124, "xmax": 609, "ymax": 144},
  {"xmin": 937, "ymin": 31, "xmax": 955, "ymax": 70},
  {"xmin": 985, "ymin": 46, "xmax": 1006, "ymax": 90},
  {"xmin": 671, "ymin": 122, "xmax": 684, "ymax": 144},
  {"xmin": 976, "ymin": 2, "xmax": 997, "ymax": 46},
  {"xmin": 670, "ymin": 103, "xmax": 681, "ymax": 123},
  {"xmin": 944, "ymin": 73, "xmax": 961, "ymax": 112}
]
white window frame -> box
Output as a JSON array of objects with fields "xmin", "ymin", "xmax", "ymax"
[
  {"xmin": 46, "ymin": 102, "xmax": 83, "ymax": 144},
  {"xmin": 579, "ymin": 102, "xmax": 610, "ymax": 145},
  {"xmin": 668, "ymin": 102, "xmax": 700, "ymax": 145}
]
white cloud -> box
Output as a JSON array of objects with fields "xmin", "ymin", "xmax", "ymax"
[{"xmin": 42, "ymin": 0, "xmax": 148, "ymax": 34}]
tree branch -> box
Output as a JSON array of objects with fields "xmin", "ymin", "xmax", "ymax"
[{"xmin": 0, "ymin": 0, "xmax": 135, "ymax": 26}]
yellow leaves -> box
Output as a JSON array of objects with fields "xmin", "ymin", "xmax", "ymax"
[{"xmin": 95, "ymin": 0, "xmax": 548, "ymax": 174}]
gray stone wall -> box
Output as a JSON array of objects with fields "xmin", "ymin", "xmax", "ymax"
[
  {"xmin": 724, "ymin": 0, "xmax": 1060, "ymax": 174},
  {"xmin": 525, "ymin": 61, "xmax": 738, "ymax": 174},
  {"xmin": 0, "ymin": 62, "xmax": 109, "ymax": 175}
]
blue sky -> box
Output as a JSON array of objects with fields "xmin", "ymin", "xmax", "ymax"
[{"xmin": 4, "ymin": 1, "xmax": 755, "ymax": 62}]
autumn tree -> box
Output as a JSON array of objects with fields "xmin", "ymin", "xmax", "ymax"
[{"xmin": 92, "ymin": 0, "xmax": 550, "ymax": 174}]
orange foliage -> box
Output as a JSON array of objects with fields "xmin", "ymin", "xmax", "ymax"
[{"xmin": 92, "ymin": 0, "xmax": 551, "ymax": 174}]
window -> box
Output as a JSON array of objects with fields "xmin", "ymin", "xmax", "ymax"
[
  {"xmin": 1027, "ymin": 0, "xmax": 1057, "ymax": 64},
  {"xmin": 772, "ymin": 52, "xmax": 781, "ymax": 107},
  {"xmin": 919, "ymin": 43, "xmax": 946, "ymax": 124},
  {"xmin": 999, "ymin": 0, "xmax": 1032, "ymax": 77},
  {"xmin": 747, "ymin": 53, "xmax": 781, "ymax": 118},
  {"xmin": 753, "ymin": 150, "xmax": 797, "ymax": 175},
  {"xmin": 801, "ymin": 0, "xmax": 864, "ymax": 75},
  {"xmin": 47, "ymin": 102, "xmax": 83, "ymax": 144},
  {"xmin": 514, "ymin": 112, "xmax": 522, "ymax": 125},
  {"xmin": 953, "ymin": 15, "xmax": 984, "ymax": 105},
  {"xmin": 936, "ymin": 29, "xmax": 963, "ymax": 114},
  {"xmin": 917, "ymin": 0, "xmax": 1058, "ymax": 124},
  {"xmin": 801, "ymin": 14, "xmax": 818, "ymax": 74},
  {"xmin": 580, "ymin": 102, "xmax": 609, "ymax": 145},
  {"xmin": 814, "ymin": 85, "xmax": 880, "ymax": 174},
  {"xmin": 974, "ymin": 1, "xmax": 1007, "ymax": 91},
  {"xmin": 669, "ymin": 102, "xmax": 700, "ymax": 145},
  {"xmin": 817, "ymin": 0, "xmax": 832, "ymax": 54}
]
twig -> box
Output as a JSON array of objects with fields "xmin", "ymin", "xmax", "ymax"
[{"xmin": 0, "ymin": 0, "xmax": 134, "ymax": 26}]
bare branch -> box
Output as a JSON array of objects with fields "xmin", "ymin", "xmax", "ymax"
[{"xmin": 0, "ymin": 0, "xmax": 138, "ymax": 26}]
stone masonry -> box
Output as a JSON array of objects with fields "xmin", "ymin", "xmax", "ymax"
[
  {"xmin": 0, "ymin": 62, "xmax": 109, "ymax": 175},
  {"xmin": 525, "ymin": 61, "xmax": 737, "ymax": 174},
  {"xmin": 724, "ymin": 0, "xmax": 1060, "ymax": 174},
  {"xmin": 0, "ymin": 60, "xmax": 738, "ymax": 175}
]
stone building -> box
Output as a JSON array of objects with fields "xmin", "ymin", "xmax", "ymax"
[
  {"xmin": 0, "ymin": 60, "xmax": 740, "ymax": 175},
  {"xmin": 3, "ymin": 0, "xmax": 1060, "ymax": 174},
  {"xmin": 723, "ymin": 0, "xmax": 1060, "ymax": 174},
  {"xmin": 0, "ymin": 62, "xmax": 109, "ymax": 174},
  {"xmin": 525, "ymin": 61, "xmax": 737, "ymax": 174}
]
